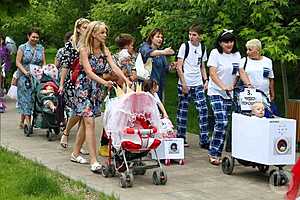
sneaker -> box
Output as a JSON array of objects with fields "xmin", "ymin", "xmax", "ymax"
[
  {"xmin": 90, "ymin": 162, "xmax": 102, "ymax": 173},
  {"xmin": 98, "ymin": 145, "xmax": 109, "ymax": 157},
  {"xmin": 184, "ymin": 140, "xmax": 189, "ymax": 147},
  {"xmin": 70, "ymin": 153, "xmax": 88, "ymax": 164}
]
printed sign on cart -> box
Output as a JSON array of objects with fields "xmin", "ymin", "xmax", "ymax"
[
  {"xmin": 239, "ymin": 88, "xmax": 262, "ymax": 111},
  {"xmin": 152, "ymin": 138, "xmax": 184, "ymax": 160}
]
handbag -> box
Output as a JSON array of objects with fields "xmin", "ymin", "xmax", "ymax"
[
  {"xmin": 7, "ymin": 85, "xmax": 17, "ymax": 99},
  {"xmin": 135, "ymin": 53, "xmax": 152, "ymax": 80}
]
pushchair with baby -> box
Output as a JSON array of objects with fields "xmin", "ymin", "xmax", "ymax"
[
  {"xmin": 102, "ymin": 91, "xmax": 167, "ymax": 188},
  {"xmin": 24, "ymin": 64, "xmax": 63, "ymax": 140},
  {"xmin": 221, "ymin": 86, "xmax": 296, "ymax": 186}
]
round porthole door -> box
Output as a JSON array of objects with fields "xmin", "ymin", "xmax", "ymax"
[{"xmin": 275, "ymin": 137, "xmax": 289, "ymax": 155}]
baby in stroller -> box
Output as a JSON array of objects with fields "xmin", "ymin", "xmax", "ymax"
[
  {"xmin": 102, "ymin": 91, "xmax": 167, "ymax": 187},
  {"xmin": 39, "ymin": 81, "xmax": 59, "ymax": 112},
  {"xmin": 26, "ymin": 64, "xmax": 62, "ymax": 140}
]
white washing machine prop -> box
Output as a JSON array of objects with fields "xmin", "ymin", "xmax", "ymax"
[{"xmin": 232, "ymin": 113, "xmax": 296, "ymax": 165}]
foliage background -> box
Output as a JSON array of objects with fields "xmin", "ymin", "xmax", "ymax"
[{"xmin": 1, "ymin": 0, "xmax": 299, "ymax": 132}]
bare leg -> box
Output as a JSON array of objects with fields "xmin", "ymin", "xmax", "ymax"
[
  {"xmin": 73, "ymin": 119, "xmax": 86, "ymax": 156},
  {"xmin": 64, "ymin": 115, "xmax": 80, "ymax": 135},
  {"xmin": 60, "ymin": 115, "xmax": 80, "ymax": 148},
  {"xmin": 83, "ymin": 117, "xmax": 97, "ymax": 164}
]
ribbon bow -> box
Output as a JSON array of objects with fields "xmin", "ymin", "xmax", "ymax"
[{"xmin": 221, "ymin": 29, "xmax": 233, "ymax": 36}]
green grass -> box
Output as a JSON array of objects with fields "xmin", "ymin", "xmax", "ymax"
[
  {"xmin": 0, "ymin": 147, "xmax": 118, "ymax": 200},
  {"xmin": 165, "ymin": 71, "xmax": 202, "ymax": 134}
]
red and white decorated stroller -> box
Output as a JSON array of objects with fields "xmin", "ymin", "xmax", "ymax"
[{"xmin": 102, "ymin": 91, "xmax": 167, "ymax": 188}]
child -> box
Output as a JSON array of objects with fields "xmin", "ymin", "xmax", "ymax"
[
  {"xmin": 118, "ymin": 49, "xmax": 132, "ymax": 78},
  {"xmin": 251, "ymin": 102, "xmax": 265, "ymax": 118},
  {"xmin": 40, "ymin": 81, "xmax": 58, "ymax": 112},
  {"xmin": 143, "ymin": 79, "xmax": 168, "ymax": 118}
]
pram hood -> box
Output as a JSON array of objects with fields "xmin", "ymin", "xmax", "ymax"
[{"xmin": 103, "ymin": 91, "xmax": 162, "ymax": 148}]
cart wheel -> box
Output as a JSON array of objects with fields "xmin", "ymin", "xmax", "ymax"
[
  {"xmin": 257, "ymin": 165, "xmax": 269, "ymax": 173},
  {"xmin": 152, "ymin": 169, "xmax": 167, "ymax": 185},
  {"xmin": 269, "ymin": 170, "xmax": 289, "ymax": 186},
  {"xmin": 164, "ymin": 159, "xmax": 171, "ymax": 166},
  {"xmin": 179, "ymin": 159, "xmax": 184, "ymax": 165},
  {"xmin": 222, "ymin": 156, "xmax": 235, "ymax": 175}
]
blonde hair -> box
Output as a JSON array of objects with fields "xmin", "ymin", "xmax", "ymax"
[
  {"xmin": 71, "ymin": 18, "xmax": 90, "ymax": 50},
  {"xmin": 246, "ymin": 39, "xmax": 262, "ymax": 52},
  {"xmin": 79, "ymin": 21, "xmax": 108, "ymax": 55}
]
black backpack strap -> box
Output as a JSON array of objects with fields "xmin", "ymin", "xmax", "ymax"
[
  {"xmin": 184, "ymin": 42, "xmax": 189, "ymax": 60},
  {"xmin": 199, "ymin": 41, "xmax": 205, "ymax": 66}
]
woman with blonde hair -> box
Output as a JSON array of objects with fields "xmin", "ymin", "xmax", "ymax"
[
  {"xmin": 59, "ymin": 18, "xmax": 90, "ymax": 149},
  {"xmin": 241, "ymin": 39, "xmax": 275, "ymax": 101},
  {"xmin": 70, "ymin": 21, "xmax": 131, "ymax": 172}
]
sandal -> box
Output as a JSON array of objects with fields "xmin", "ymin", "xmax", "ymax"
[
  {"xmin": 90, "ymin": 162, "xmax": 102, "ymax": 173},
  {"xmin": 60, "ymin": 132, "xmax": 69, "ymax": 148},
  {"xmin": 80, "ymin": 148, "xmax": 89, "ymax": 155},
  {"xmin": 208, "ymin": 155, "xmax": 221, "ymax": 166},
  {"xmin": 70, "ymin": 153, "xmax": 88, "ymax": 164}
]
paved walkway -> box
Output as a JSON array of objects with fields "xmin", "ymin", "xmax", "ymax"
[{"xmin": 1, "ymin": 97, "xmax": 289, "ymax": 200}]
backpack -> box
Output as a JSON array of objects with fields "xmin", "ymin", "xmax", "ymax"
[{"xmin": 181, "ymin": 41, "xmax": 206, "ymax": 73}]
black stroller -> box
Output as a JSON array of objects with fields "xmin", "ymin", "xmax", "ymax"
[{"xmin": 24, "ymin": 74, "xmax": 63, "ymax": 141}]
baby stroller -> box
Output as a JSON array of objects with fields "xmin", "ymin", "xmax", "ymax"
[
  {"xmin": 102, "ymin": 91, "xmax": 167, "ymax": 188},
  {"xmin": 24, "ymin": 64, "xmax": 63, "ymax": 140},
  {"xmin": 221, "ymin": 86, "xmax": 296, "ymax": 186}
]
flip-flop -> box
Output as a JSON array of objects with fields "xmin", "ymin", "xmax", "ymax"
[{"xmin": 208, "ymin": 156, "xmax": 221, "ymax": 166}]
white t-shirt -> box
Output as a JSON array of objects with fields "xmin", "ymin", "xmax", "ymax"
[
  {"xmin": 153, "ymin": 92, "xmax": 162, "ymax": 105},
  {"xmin": 240, "ymin": 56, "xmax": 274, "ymax": 97},
  {"xmin": 207, "ymin": 48, "xmax": 241, "ymax": 99},
  {"xmin": 177, "ymin": 41, "xmax": 207, "ymax": 86}
]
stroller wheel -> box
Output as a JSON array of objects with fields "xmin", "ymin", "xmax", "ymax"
[
  {"xmin": 179, "ymin": 159, "xmax": 185, "ymax": 165},
  {"xmin": 24, "ymin": 124, "xmax": 32, "ymax": 137},
  {"xmin": 257, "ymin": 164, "xmax": 269, "ymax": 173},
  {"xmin": 221, "ymin": 156, "xmax": 235, "ymax": 175},
  {"xmin": 152, "ymin": 169, "xmax": 167, "ymax": 185},
  {"xmin": 164, "ymin": 159, "xmax": 171, "ymax": 166},
  {"xmin": 269, "ymin": 170, "xmax": 289, "ymax": 186},
  {"xmin": 119, "ymin": 171, "xmax": 134, "ymax": 188},
  {"xmin": 47, "ymin": 130, "xmax": 54, "ymax": 141},
  {"xmin": 54, "ymin": 127, "xmax": 60, "ymax": 135},
  {"xmin": 102, "ymin": 163, "xmax": 116, "ymax": 178}
]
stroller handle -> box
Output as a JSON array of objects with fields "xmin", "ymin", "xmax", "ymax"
[{"xmin": 124, "ymin": 127, "xmax": 158, "ymax": 136}]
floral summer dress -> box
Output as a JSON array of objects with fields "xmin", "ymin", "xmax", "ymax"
[
  {"xmin": 73, "ymin": 53, "xmax": 111, "ymax": 117},
  {"xmin": 17, "ymin": 42, "xmax": 44, "ymax": 115},
  {"xmin": 59, "ymin": 41, "xmax": 79, "ymax": 116}
]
